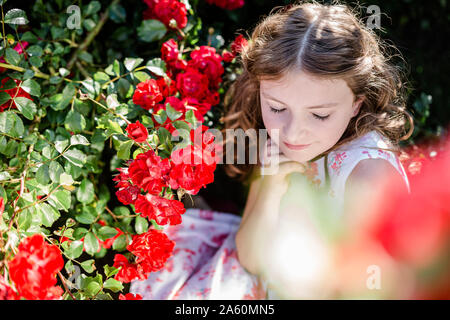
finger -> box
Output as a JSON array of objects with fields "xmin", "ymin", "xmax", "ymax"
[{"xmin": 277, "ymin": 161, "xmax": 307, "ymax": 175}]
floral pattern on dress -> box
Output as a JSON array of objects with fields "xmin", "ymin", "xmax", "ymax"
[
  {"xmin": 330, "ymin": 151, "xmax": 347, "ymax": 175},
  {"xmin": 130, "ymin": 208, "xmax": 265, "ymax": 300},
  {"xmin": 303, "ymin": 161, "xmax": 322, "ymax": 189}
]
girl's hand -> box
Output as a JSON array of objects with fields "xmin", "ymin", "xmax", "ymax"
[{"xmin": 259, "ymin": 137, "xmax": 306, "ymax": 179}]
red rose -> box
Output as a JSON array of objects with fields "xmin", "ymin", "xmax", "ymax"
[
  {"xmin": 0, "ymin": 197, "xmax": 4, "ymax": 219},
  {"xmin": 181, "ymin": 97, "xmax": 212, "ymax": 121},
  {"xmin": 161, "ymin": 38, "xmax": 179, "ymax": 63},
  {"xmin": 126, "ymin": 120, "xmax": 149, "ymax": 143},
  {"xmin": 8, "ymin": 234, "xmax": 64, "ymax": 300},
  {"xmin": 113, "ymin": 167, "xmax": 132, "ymax": 189},
  {"xmin": 134, "ymin": 193, "xmax": 186, "ymax": 226},
  {"xmin": 119, "ymin": 293, "xmax": 143, "ymax": 300},
  {"xmin": 169, "ymin": 144, "xmax": 217, "ymax": 195},
  {"xmin": 113, "ymin": 254, "xmax": 142, "ymax": 283},
  {"xmin": 176, "ymin": 67, "xmax": 210, "ymax": 102},
  {"xmin": 222, "ymin": 50, "xmax": 235, "ymax": 63},
  {"xmin": 187, "ymin": 46, "xmax": 224, "ymax": 90},
  {"xmin": 132, "ymin": 79, "xmax": 164, "ymax": 111},
  {"xmin": 206, "ymin": 0, "xmax": 245, "ymax": 10},
  {"xmin": 128, "ymin": 149, "xmax": 171, "ymax": 194},
  {"xmin": 143, "ymin": 0, "xmax": 188, "ymax": 29},
  {"xmin": 0, "ymin": 78, "xmax": 33, "ymax": 112},
  {"xmin": 231, "ymin": 34, "xmax": 249, "ymax": 56},
  {"xmin": 127, "ymin": 229, "xmax": 175, "ymax": 274},
  {"xmin": 116, "ymin": 186, "xmax": 141, "ymax": 205},
  {"xmin": 0, "ymin": 278, "xmax": 19, "ymax": 300},
  {"xmin": 155, "ymin": 76, "xmax": 177, "ymax": 98}
]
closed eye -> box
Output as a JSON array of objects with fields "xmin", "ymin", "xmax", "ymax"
[
  {"xmin": 313, "ymin": 114, "xmax": 329, "ymax": 121},
  {"xmin": 269, "ymin": 106, "xmax": 286, "ymax": 113}
]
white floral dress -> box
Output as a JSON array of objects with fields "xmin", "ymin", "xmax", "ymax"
[{"xmin": 129, "ymin": 130, "xmax": 410, "ymax": 299}]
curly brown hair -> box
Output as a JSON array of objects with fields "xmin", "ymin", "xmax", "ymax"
[{"xmin": 220, "ymin": 0, "xmax": 414, "ymax": 183}]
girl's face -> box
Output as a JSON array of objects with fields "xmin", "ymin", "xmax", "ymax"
[{"xmin": 260, "ymin": 70, "xmax": 363, "ymax": 163}]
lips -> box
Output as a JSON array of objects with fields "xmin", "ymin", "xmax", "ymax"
[{"xmin": 283, "ymin": 141, "xmax": 311, "ymax": 150}]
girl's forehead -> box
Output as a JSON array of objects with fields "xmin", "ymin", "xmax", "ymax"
[
  {"xmin": 260, "ymin": 71, "xmax": 346, "ymax": 91},
  {"xmin": 260, "ymin": 72, "xmax": 352, "ymax": 102}
]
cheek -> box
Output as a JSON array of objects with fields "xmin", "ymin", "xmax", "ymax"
[{"xmin": 261, "ymin": 108, "xmax": 282, "ymax": 134}]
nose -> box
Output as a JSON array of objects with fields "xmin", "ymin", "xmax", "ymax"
[{"xmin": 282, "ymin": 117, "xmax": 308, "ymax": 144}]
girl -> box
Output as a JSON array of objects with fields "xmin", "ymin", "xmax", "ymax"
[{"xmin": 130, "ymin": 1, "xmax": 414, "ymax": 299}]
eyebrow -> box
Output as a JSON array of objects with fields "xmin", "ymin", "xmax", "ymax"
[{"xmin": 262, "ymin": 92, "xmax": 338, "ymax": 109}]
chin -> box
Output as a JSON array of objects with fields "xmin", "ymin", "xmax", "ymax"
[{"xmin": 281, "ymin": 147, "xmax": 315, "ymax": 163}]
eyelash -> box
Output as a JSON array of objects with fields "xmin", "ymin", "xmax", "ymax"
[{"xmin": 269, "ymin": 106, "xmax": 330, "ymax": 121}]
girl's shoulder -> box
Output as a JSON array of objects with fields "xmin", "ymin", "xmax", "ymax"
[{"xmin": 325, "ymin": 130, "xmax": 410, "ymax": 200}]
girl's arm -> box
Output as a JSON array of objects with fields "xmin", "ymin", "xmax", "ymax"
[{"xmin": 235, "ymin": 162, "xmax": 305, "ymax": 276}]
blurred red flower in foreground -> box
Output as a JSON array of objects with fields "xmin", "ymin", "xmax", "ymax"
[
  {"xmin": 8, "ymin": 234, "xmax": 64, "ymax": 300},
  {"xmin": 370, "ymin": 133, "xmax": 450, "ymax": 299}
]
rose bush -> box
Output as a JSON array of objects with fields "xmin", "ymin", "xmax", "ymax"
[{"xmin": 0, "ymin": 0, "xmax": 246, "ymax": 300}]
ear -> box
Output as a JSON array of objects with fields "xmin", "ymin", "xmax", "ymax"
[{"xmin": 352, "ymin": 97, "xmax": 364, "ymax": 117}]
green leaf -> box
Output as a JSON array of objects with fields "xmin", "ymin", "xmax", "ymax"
[
  {"xmin": 29, "ymin": 56, "xmax": 42, "ymax": 68},
  {"xmin": 112, "ymin": 234, "xmax": 128, "ymax": 251},
  {"xmin": 124, "ymin": 57, "xmax": 144, "ymax": 72},
  {"xmin": 84, "ymin": 232, "xmax": 100, "ymax": 256},
  {"xmin": 48, "ymin": 189, "xmax": 71, "ymax": 211},
  {"xmin": 36, "ymin": 164, "xmax": 50, "ymax": 185},
  {"xmin": 85, "ymin": 279, "xmax": 102, "ymax": 296},
  {"xmin": 107, "ymin": 120, "xmax": 123, "ymax": 135},
  {"xmin": 11, "ymin": 112, "xmax": 24, "ymax": 137},
  {"xmin": 153, "ymin": 109, "xmax": 167, "ymax": 125},
  {"xmin": 132, "ymin": 71, "xmax": 150, "ymax": 82},
  {"xmin": 65, "ymin": 110, "xmax": 86, "ymax": 133},
  {"xmin": 63, "ymin": 149, "xmax": 87, "ymax": 167},
  {"xmin": 37, "ymin": 203, "xmax": 60, "ymax": 227},
  {"xmin": 135, "ymin": 216, "xmax": 149, "ymax": 234},
  {"xmin": 21, "ymin": 31, "xmax": 38, "ymax": 43},
  {"xmin": 109, "ymin": 3, "xmax": 126, "ymax": 23},
  {"xmin": 5, "ymin": 48, "xmax": 21, "ymax": 65},
  {"xmin": 4, "ymin": 8, "xmax": 29, "ymax": 25},
  {"xmin": 85, "ymin": 1, "xmax": 101, "ymax": 16},
  {"xmin": 0, "ymin": 171, "xmax": 11, "ymax": 181},
  {"xmin": 54, "ymin": 138, "xmax": 69, "ymax": 154},
  {"xmin": 106, "ymin": 94, "xmax": 120, "ymax": 109},
  {"xmin": 70, "ymin": 134, "xmax": 90, "ymax": 146},
  {"xmin": 113, "ymin": 59, "xmax": 121, "ymax": 76},
  {"xmin": 49, "ymin": 161, "xmax": 64, "ymax": 183},
  {"xmin": 117, "ymin": 78, "xmax": 131, "ymax": 99},
  {"xmin": 62, "ymin": 240, "xmax": 83, "ymax": 260},
  {"xmin": 80, "ymin": 259, "xmax": 96, "ymax": 273},
  {"xmin": 81, "ymin": 80, "xmax": 101, "ymax": 99},
  {"xmin": 104, "ymin": 265, "xmax": 119, "ymax": 278},
  {"xmin": 185, "ymin": 109, "xmax": 198, "ymax": 127},
  {"xmin": 21, "ymin": 79, "xmax": 41, "ymax": 96},
  {"xmin": 98, "ymin": 226, "xmax": 118, "ymax": 240},
  {"xmin": 166, "ymin": 103, "xmax": 182, "ymax": 121},
  {"xmin": 59, "ymin": 172, "xmax": 74, "ymax": 186},
  {"xmin": 0, "ymin": 92, "xmax": 11, "ymax": 106},
  {"xmin": 0, "ymin": 111, "xmax": 15, "ymax": 133},
  {"xmin": 103, "ymin": 278, "xmax": 124, "ymax": 293},
  {"xmin": 14, "ymin": 97, "xmax": 37, "ymax": 120},
  {"xmin": 75, "ymin": 207, "xmax": 97, "ymax": 225},
  {"xmin": 146, "ymin": 58, "xmax": 166, "ymax": 77},
  {"xmin": 137, "ymin": 19, "xmax": 167, "ymax": 43},
  {"xmin": 117, "ymin": 140, "xmax": 134, "ymax": 160},
  {"xmin": 17, "ymin": 209, "xmax": 32, "ymax": 230},
  {"xmin": 76, "ymin": 178, "xmax": 94, "ymax": 204},
  {"xmin": 26, "ymin": 45, "xmax": 43, "ymax": 57}
]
